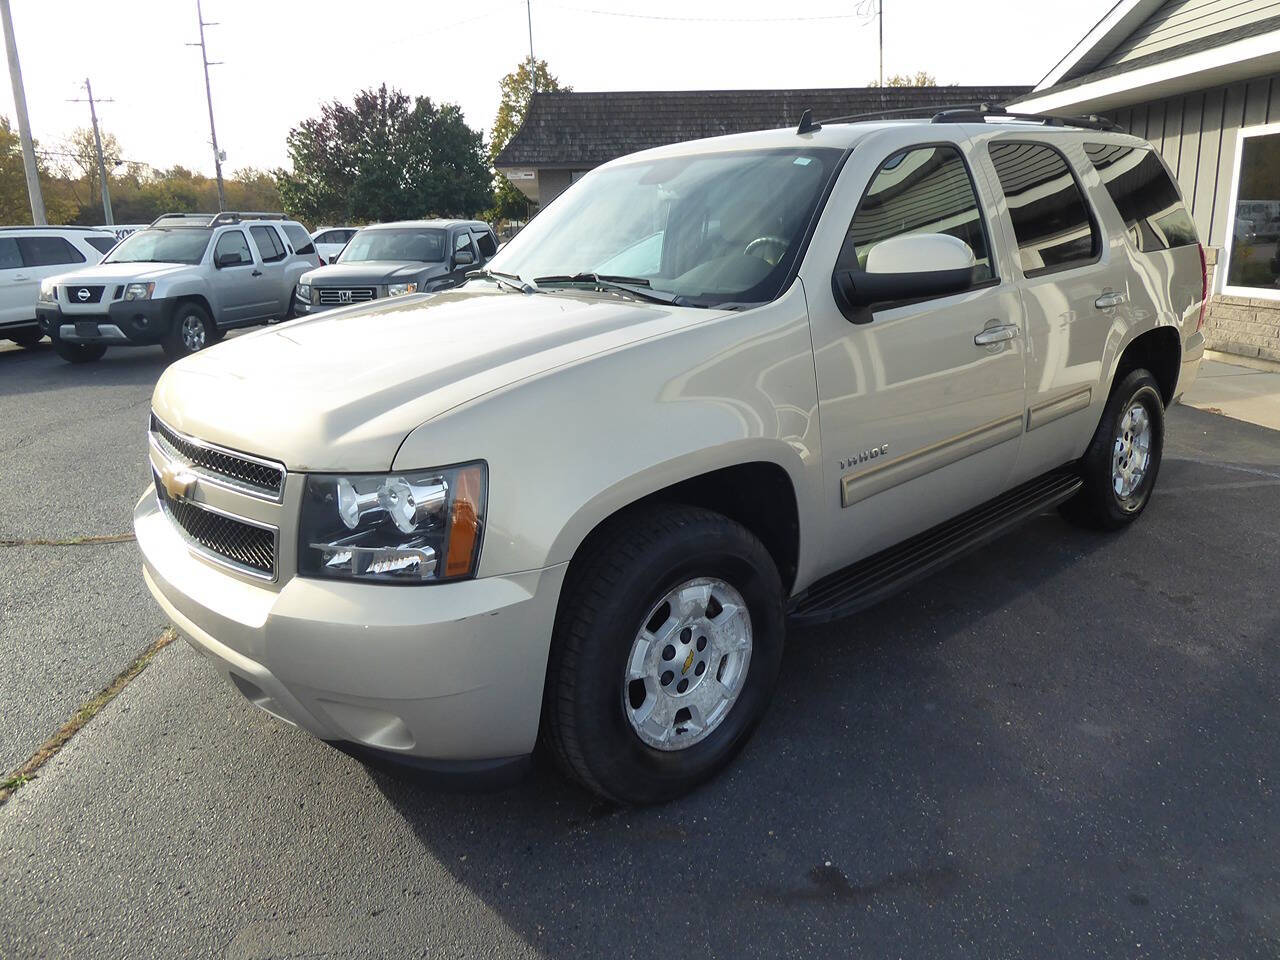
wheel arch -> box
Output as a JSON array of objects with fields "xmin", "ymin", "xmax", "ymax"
[{"xmin": 1109, "ymin": 325, "xmax": 1181, "ymax": 406}]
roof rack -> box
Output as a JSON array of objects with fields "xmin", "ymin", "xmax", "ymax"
[
  {"xmin": 147, "ymin": 211, "xmax": 291, "ymax": 228},
  {"xmin": 931, "ymin": 104, "xmax": 1125, "ymax": 132},
  {"xmin": 0, "ymin": 224, "xmax": 117, "ymax": 233},
  {"xmin": 816, "ymin": 102, "xmax": 987, "ymax": 126}
]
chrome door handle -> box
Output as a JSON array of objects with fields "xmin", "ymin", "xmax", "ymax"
[
  {"xmin": 974, "ymin": 324, "xmax": 1018, "ymax": 346},
  {"xmin": 251, "ymin": 269, "xmax": 263, "ymax": 277},
  {"xmin": 13, "ymin": 274, "xmax": 28, "ymax": 281},
  {"xmin": 1094, "ymin": 292, "xmax": 1125, "ymax": 309}
]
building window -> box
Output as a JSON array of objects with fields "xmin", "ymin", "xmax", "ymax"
[{"xmin": 1225, "ymin": 125, "xmax": 1280, "ymax": 298}]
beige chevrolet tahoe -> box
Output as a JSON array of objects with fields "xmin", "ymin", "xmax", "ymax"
[{"xmin": 135, "ymin": 108, "xmax": 1207, "ymax": 804}]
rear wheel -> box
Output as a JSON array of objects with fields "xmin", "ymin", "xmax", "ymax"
[
  {"xmin": 542, "ymin": 506, "xmax": 785, "ymax": 804},
  {"xmin": 1061, "ymin": 368, "xmax": 1165, "ymax": 529},
  {"xmin": 50, "ymin": 336, "xmax": 106, "ymax": 364},
  {"xmin": 163, "ymin": 303, "xmax": 214, "ymax": 360},
  {"xmin": 8, "ymin": 331, "xmax": 43, "ymax": 349}
]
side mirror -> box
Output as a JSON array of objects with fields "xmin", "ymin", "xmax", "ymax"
[
  {"xmin": 216, "ymin": 252, "xmax": 242, "ymax": 269},
  {"xmin": 328, "ymin": 255, "xmax": 338, "ymax": 264},
  {"xmin": 832, "ymin": 233, "xmax": 976, "ymax": 317},
  {"xmin": 454, "ymin": 249, "xmax": 475, "ymax": 267}
]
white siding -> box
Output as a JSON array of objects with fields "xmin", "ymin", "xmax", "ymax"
[
  {"xmin": 1103, "ymin": 0, "xmax": 1280, "ymax": 66},
  {"xmin": 1106, "ymin": 74, "xmax": 1280, "ymax": 247}
]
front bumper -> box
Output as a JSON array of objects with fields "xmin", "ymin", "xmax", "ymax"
[
  {"xmin": 38, "ymin": 298, "xmax": 172, "ymax": 346},
  {"xmin": 134, "ymin": 490, "xmax": 567, "ymax": 764}
]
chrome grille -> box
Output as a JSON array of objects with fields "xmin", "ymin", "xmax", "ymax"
[
  {"xmin": 317, "ymin": 286, "xmax": 377, "ymax": 305},
  {"xmin": 155, "ymin": 477, "xmax": 277, "ymax": 578},
  {"xmin": 149, "ymin": 414, "xmax": 285, "ymax": 500}
]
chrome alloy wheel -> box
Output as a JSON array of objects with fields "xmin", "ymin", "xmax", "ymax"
[
  {"xmin": 181, "ymin": 313, "xmax": 207, "ymax": 352},
  {"xmin": 1112, "ymin": 400, "xmax": 1152, "ymax": 503},
  {"xmin": 623, "ymin": 577, "xmax": 753, "ymax": 751}
]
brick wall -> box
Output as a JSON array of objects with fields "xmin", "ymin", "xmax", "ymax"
[{"xmin": 1201, "ymin": 247, "xmax": 1280, "ymax": 362}]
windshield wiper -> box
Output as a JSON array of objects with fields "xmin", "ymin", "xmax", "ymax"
[
  {"xmin": 532, "ymin": 273, "xmax": 683, "ymax": 305},
  {"xmin": 465, "ymin": 268, "xmax": 538, "ymax": 294}
]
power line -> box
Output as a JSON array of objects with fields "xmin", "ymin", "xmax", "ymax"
[
  {"xmin": 549, "ymin": 3, "xmax": 861, "ymax": 22},
  {"xmin": 68, "ymin": 78, "xmax": 116, "ymax": 225},
  {"xmin": 187, "ymin": 0, "xmax": 226, "ymax": 210}
]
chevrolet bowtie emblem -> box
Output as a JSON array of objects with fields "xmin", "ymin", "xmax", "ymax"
[
  {"xmin": 682, "ymin": 649, "xmax": 695, "ymax": 675},
  {"xmin": 160, "ymin": 462, "xmax": 196, "ymax": 500}
]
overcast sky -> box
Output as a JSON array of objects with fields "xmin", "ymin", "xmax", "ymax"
[{"xmin": 0, "ymin": 0, "xmax": 1113, "ymax": 177}]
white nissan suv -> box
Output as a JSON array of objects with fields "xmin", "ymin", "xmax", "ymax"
[{"xmin": 135, "ymin": 108, "xmax": 1206, "ymax": 803}]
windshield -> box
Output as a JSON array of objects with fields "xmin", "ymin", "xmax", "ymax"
[
  {"xmin": 104, "ymin": 228, "xmax": 212, "ymax": 265},
  {"xmin": 488, "ymin": 147, "xmax": 843, "ymax": 307},
  {"xmin": 338, "ymin": 228, "xmax": 446, "ymax": 263}
]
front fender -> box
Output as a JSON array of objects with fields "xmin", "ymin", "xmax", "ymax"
[{"xmin": 392, "ymin": 280, "xmax": 827, "ymax": 589}]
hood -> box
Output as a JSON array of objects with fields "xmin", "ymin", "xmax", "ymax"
[
  {"xmin": 301, "ymin": 261, "xmax": 444, "ymax": 285},
  {"xmin": 152, "ymin": 287, "xmax": 728, "ymax": 471},
  {"xmin": 51, "ymin": 261, "xmax": 193, "ymax": 285}
]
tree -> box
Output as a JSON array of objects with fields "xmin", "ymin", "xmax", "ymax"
[
  {"xmin": 869, "ymin": 71, "xmax": 939, "ymax": 87},
  {"xmin": 58, "ymin": 126, "xmax": 123, "ymax": 212},
  {"xmin": 488, "ymin": 58, "xmax": 570, "ymax": 223},
  {"xmin": 0, "ymin": 116, "xmax": 74, "ymax": 224},
  {"xmin": 275, "ymin": 84, "xmax": 491, "ymax": 225}
]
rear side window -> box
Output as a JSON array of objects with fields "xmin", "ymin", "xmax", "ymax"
[
  {"xmin": 85, "ymin": 236, "xmax": 117, "ymax": 255},
  {"xmin": 249, "ymin": 225, "xmax": 286, "ymax": 263},
  {"xmin": 988, "ymin": 141, "xmax": 1100, "ymax": 277},
  {"xmin": 281, "ymin": 223, "xmax": 315, "ymax": 256},
  {"xmin": 475, "ymin": 230, "xmax": 497, "ymax": 258},
  {"xmin": 1084, "ymin": 143, "xmax": 1198, "ymax": 252},
  {"xmin": 0, "ymin": 237, "xmax": 21, "ymax": 268},
  {"xmin": 18, "ymin": 235, "xmax": 86, "ymax": 267},
  {"xmin": 838, "ymin": 144, "xmax": 995, "ymax": 283}
]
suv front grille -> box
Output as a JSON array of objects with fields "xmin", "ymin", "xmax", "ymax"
[
  {"xmin": 317, "ymin": 287, "xmax": 377, "ymax": 305},
  {"xmin": 155, "ymin": 477, "xmax": 277, "ymax": 578},
  {"xmin": 65, "ymin": 284, "xmax": 104, "ymax": 304},
  {"xmin": 149, "ymin": 415, "xmax": 285, "ymax": 500}
]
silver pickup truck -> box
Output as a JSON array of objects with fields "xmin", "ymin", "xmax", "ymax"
[{"xmin": 36, "ymin": 212, "xmax": 320, "ymax": 363}]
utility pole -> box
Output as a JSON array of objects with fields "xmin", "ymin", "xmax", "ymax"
[
  {"xmin": 0, "ymin": 0, "xmax": 44, "ymax": 223},
  {"xmin": 70, "ymin": 78, "xmax": 115, "ymax": 225},
  {"xmin": 524, "ymin": 0, "xmax": 535, "ymax": 94},
  {"xmin": 189, "ymin": 0, "xmax": 226, "ymax": 210},
  {"xmin": 878, "ymin": 0, "xmax": 883, "ymax": 88}
]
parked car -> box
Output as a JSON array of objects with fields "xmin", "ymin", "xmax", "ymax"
[
  {"xmin": 136, "ymin": 113, "xmax": 1206, "ymax": 804},
  {"xmin": 0, "ymin": 225, "xmax": 118, "ymax": 348},
  {"xmin": 36, "ymin": 212, "xmax": 320, "ymax": 363},
  {"xmin": 294, "ymin": 220, "xmax": 498, "ymax": 314},
  {"xmin": 311, "ymin": 226, "xmax": 359, "ymax": 264}
]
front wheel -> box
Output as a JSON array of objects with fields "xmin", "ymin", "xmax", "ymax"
[
  {"xmin": 9, "ymin": 331, "xmax": 43, "ymax": 349},
  {"xmin": 1061, "ymin": 368, "xmax": 1165, "ymax": 529},
  {"xmin": 163, "ymin": 303, "xmax": 214, "ymax": 360},
  {"xmin": 542, "ymin": 506, "xmax": 785, "ymax": 804}
]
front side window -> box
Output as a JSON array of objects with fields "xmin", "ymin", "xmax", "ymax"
[
  {"xmin": 18, "ymin": 235, "xmax": 86, "ymax": 267},
  {"xmin": 1084, "ymin": 143, "xmax": 1198, "ymax": 252},
  {"xmin": 339, "ymin": 228, "xmax": 447, "ymax": 263},
  {"xmin": 214, "ymin": 230, "xmax": 253, "ymax": 266},
  {"xmin": 988, "ymin": 141, "xmax": 1100, "ymax": 277},
  {"xmin": 105, "ymin": 228, "xmax": 211, "ymax": 265},
  {"xmin": 837, "ymin": 144, "xmax": 994, "ymax": 283},
  {"xmin": 489, "ymin": 146, "xmax": 845, "ymax": 308},
  {"xmin": 1224, "ymin": 128, "xmax": 1280, "ymax": 295},
  {"xmin": 453, "ymin": 232, "xmax": 477, "ymax": 261}
]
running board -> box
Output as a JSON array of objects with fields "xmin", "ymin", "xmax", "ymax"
[{"xmin": 788, "ymin": 466, "xmax": 1083, "ymax": 625}]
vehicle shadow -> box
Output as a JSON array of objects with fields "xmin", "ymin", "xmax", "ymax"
[
  {"xmin": 0, "ymin": 341, "xmax": 172, "ymax": 397},
  {"xmin": 354, "ymin": 509, "xmax": 1278, "ymax": 958}
]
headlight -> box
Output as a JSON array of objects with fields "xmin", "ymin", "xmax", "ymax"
[
  {"xmin": 386, "ymin": 282, "xmax": 418, "ymax": 297},
  {"xmin": 295, "ymin": 282, "xmax": 311, "ymax": 302},
  {"xmin": 123, "ymin": 282, "xmax": 154, "ymax": 301},
  {"xmin": 298, "ymin": 462, "xmax": 486, "ymax": 583},
  {"xmin": 38, "ymin": 279, "xmax": 57, "ymax": 301}
]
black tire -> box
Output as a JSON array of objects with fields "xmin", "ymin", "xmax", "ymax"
[
  {"xmin": 50, "ymin": 336, "xmax": 106, "ymax": 364},
  {"xmin": 1061, "ymin": 368, "xmax": 1165, "ymax": 530},
  {"xmin": 9, "ymin": 331, "xmax": 43, "ymax": 348},
  {"xmin": 163, "ymin": 302, "xmax": 214, "ymax": 360},
  {"xmin": 542, "ymin": 505, "xmax": 785, "ymax": 804}
]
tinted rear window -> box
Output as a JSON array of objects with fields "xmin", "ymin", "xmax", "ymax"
[
  {"xmin": 85, "ymin": 236, "xmax": 117, "ymax": 255},
  {"xmin": 281, "ymin": 223, "xmax": 315, "ymax": 256},
  {"xmin": 988, "ymin": 141, "xmax": 1100, "ymax": 277},
  {"xmin": 1084, "ymin": 143, "xmax": 1199, "ymax": 252}
]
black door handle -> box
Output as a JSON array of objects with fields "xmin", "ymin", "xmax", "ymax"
[{"xmin": 251, "ymin": 269, "xmax": 263, "ymax": 277}]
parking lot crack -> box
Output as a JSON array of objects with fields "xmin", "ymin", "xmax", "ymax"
[
  {"xmin": 0, "ymin": 533, "xmax": 135, "ymax": 547},
  {"xmin": 0, "ymin": 627, "xmax": 176, "ymax": 807}
]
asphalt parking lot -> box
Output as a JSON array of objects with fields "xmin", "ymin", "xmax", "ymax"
[{"xmin": 0, "ymin": 339, "xmax": 1277, "ymax": 959}]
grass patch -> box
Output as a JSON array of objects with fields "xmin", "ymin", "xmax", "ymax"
[
  {"xmin": 0, "ymin": 533, "xmax": 135, "ymax": 548},
  {"xmin": 0, "ymin": 627, "xmax": 177, "ymax": 806}
]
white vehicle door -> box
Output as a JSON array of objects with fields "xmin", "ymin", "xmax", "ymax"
[
  {"xmin": 209, "ymin": 229, "xmax": 273, "ymax": 324},
  {"xmin": 0, "ymin": 237, "xmax": 27, "ymax": 329},
  {"xmin": 14, "ymin": 234, "xmax": 90, "ymax": 319},
  {"xmin": 803, "ymin": 130, "xmax": 1027, "ymax": 570},
  {"xmin": 248, "ymin": 225, "xmax": 289, "ymax": 317}
]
